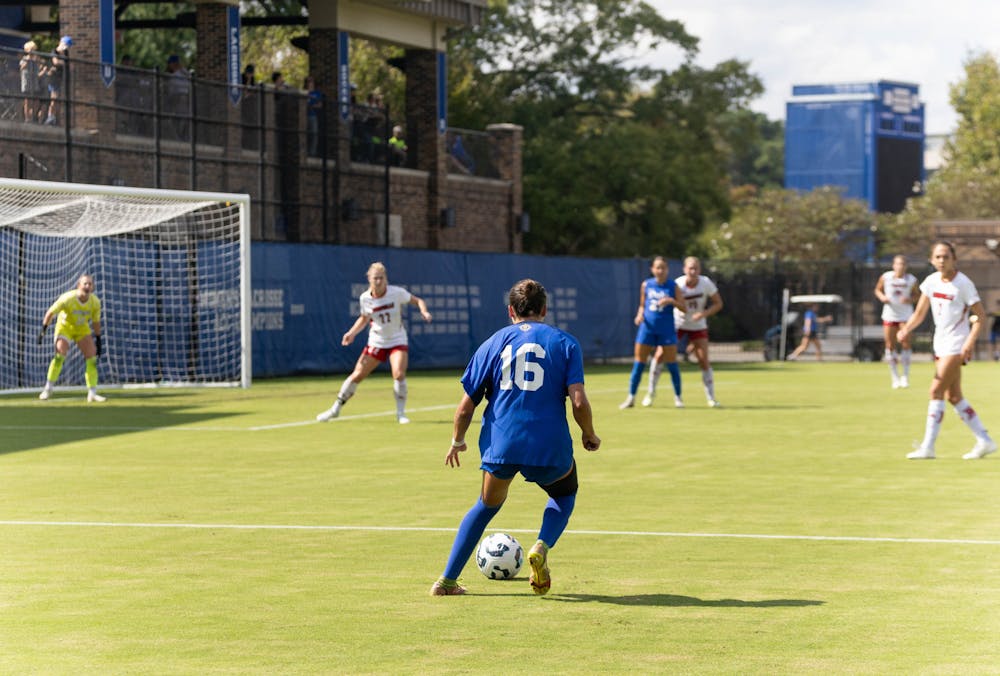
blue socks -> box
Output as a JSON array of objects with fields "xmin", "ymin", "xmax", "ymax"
[
  {"xmin": 442, "ymin": 497, "xmax": 501, "ymax": 580},
  {"xmin": 667, "ymin": 361, "xmax": 681, "ymax": 396},
  {"xmin": 538, "ymin": 494, "xmax": 576, "ymax": 548},
  {"xmin": 629, "ymin": 361, "xmax": 645, "ymax": 395}
]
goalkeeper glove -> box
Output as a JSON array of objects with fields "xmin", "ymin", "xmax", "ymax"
[
  {"xmin": 95, "ymin": 334, "xmax": 103, "ymax": 357},
  {"xmin": 37, "ymin": 324, "xmax": 48, "ymax": 344}
]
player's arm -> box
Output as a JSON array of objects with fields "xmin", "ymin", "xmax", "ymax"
[
  {"xmin": 907, "ymin": 281, "xmax": 920, "ymax": 306},
  {"xmin": 409, "ymin": 294, "xmax": 432, "ymax": 322},
  {"xmin": 659, "ymin": 283, "xmax": 681, "ymax": 311},
  {"xmin": 341, "ymin": 314, "xmax": 370, "ymax": 346},
  {"xmin": 897, "ymin": 294, "xmax": 930, "ymax": 342},
  {"xmin": 964, "ymin": 300, "xmax": 987, "ymax": 362},
  {"xmin": 874, "ymin": 275, "xmax": 888, "ymax": 303},
  {"xmin": 568, "ymin": 383, "xmax": 600, "ymax": 452},
  {"xmin": 695, "ymin": 291, "xmax": 723, "ymax": 322},
  {"xmin": 634, "ymin": 282, "xmax": 646, "ymax": 325},
  {"xmin": 38, "ymin": 307, "xmax": 58, "ymax": 343},
  {"xmin": 445, "ymin": 393, "xmax": 477, "ymax": 467}
]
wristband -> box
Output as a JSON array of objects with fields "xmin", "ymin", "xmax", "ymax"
[{"xmin": 451, "ymin": 438, "xmax": 465, "ymax": 448}]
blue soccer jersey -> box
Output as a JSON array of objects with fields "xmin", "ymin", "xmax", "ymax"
[
  {"xmin": 639, "ymin": 276, "xmax": 677, "ymax": 337},
  {"xmin": 461, "ymin": 321, "xmax": 585, "ymax": 468}
]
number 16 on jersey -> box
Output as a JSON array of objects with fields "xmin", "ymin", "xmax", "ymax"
[{"xmin": 500, "ymin": 343, "xmax": 546, "ymax": 391}]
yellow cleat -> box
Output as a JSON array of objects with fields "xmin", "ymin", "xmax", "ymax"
[{"xmin": 528, "ymin": 540, "xmax": 551, "ymax": 595}]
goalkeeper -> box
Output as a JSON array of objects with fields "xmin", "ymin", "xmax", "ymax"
[{"xmin": 38, "ymin": 274, "xmax": 106, "ymax": 402}]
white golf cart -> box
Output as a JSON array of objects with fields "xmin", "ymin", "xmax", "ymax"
[{"xmin": 763, "ymin": 292, "xmax": 885, "ymax": 361}]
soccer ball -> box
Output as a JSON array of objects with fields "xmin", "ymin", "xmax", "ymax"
[{"xmin": 476, "ymin": 532, "xmax": 524, "ymax": 579}]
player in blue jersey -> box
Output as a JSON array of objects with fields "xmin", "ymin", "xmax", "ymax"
[
  {"xmin": 620, "ymin": 256, "xmax": 685, "ymax": 409},
  {"xmin": 430, "ymin": 279, "xmax": 601, "ymax": 596}
]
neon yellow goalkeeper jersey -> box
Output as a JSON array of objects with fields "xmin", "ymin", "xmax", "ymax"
[{"xmin": 49, "ymin": 290, "xmax": 101, "ymax": 336}]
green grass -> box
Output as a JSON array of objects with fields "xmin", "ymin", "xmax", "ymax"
[{"xmin": 2, "ymin": 361, "xmax": 999, "ymax": 674}]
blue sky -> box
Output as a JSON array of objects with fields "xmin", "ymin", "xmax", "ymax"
[{"xmin": 646, "ymin": 1, "xmax": 1000, "ymax": 134}]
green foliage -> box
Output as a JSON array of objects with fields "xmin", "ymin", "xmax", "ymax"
[
  {"xmin": 888, "ymin": 51, "xmax": 1000, "ymax": 254},
  {"xmin": 718, "ymin": 109, "xmax": 785, "ymax": 189},
  {"xmin": 449, "ymin": 0, "xmax": 764, "ymax": 257},
  {"xmin": 118, "ymin": 3, "xmax": 197, "ymax": 70},
  {"xmin": 699, "ymin": 186, "xmax": 875, "ymax": 262},
  {"xmin": 348, "ymin": 40, "xmax": 406, "ymax": 123},
  {"xmin": 241, "ymin": 1, "xmax": 308, "ymax": 88}
]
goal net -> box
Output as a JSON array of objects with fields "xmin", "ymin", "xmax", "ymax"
[{"xmin": 0, "ymin": 178, "xmax": 251, "ymax": 394}]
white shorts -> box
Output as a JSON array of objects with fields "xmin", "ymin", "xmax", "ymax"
[{"xmin": 933, "ymin": 332, "xmax": 967, "ymax": 358}]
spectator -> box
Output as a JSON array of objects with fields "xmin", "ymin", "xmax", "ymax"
[
  {"xmin": 449, "ymin": 134, "xmax": 475, "ymax": 174},
  {"xmin": 388, "ymin": 125, "xmax": 407, "ymax": 166},
  {"xmin": 787, "ymin": 303, "xmax": 833, "ymax": 361},
  {"xmin": 42, "ymin": 35, "xmax": 72, "ymax": 126},
  {"xmin": 241, "ymin": 64, "xmax": 256, "ymax": 86},
  {"xmin": 19, "ymin": 40, "xmax": 43, "ymax": 123},
  {"xmin": 164, "ymin": 55, "xmax": 190, "ymax": 139},
  {"xmin": 305, "ymin": 76, "xmax": 323, "ymax": 157},
  {"xmin": 271, "ymin": 71, "xmax": 285, "ymax": 89}
]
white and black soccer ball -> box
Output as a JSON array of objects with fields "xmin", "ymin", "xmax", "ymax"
[{"xmin": 476, "ymin": 532, "xmax": 524, "ymax": 579}]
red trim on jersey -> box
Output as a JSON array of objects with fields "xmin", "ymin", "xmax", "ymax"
[
  {"xmin": 883, "ymin": 321, "xmax": 904, "ymax": 327},
  {"xmin": 370, "ymin": 302, "xmax": 395, "ymax": 313},
  {"xmin": 932, "ymin": 292, "xmax": 954, "ymax": 300},
  {"xmin": 363, "ymin": 344, "xmax": 408, "ymax": 363}
]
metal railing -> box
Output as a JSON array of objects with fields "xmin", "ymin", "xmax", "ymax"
[{"xmin": 0, "ymin": 45, "xmax": 512, "ymax": 246}]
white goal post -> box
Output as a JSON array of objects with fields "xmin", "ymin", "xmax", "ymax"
[{"xmin": 0, "ymin": 178, "xmax": 251, "ymax": 393}]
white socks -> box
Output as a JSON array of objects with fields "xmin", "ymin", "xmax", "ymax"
[
  {"xmin": 332, "ymin": 379, "xmax": 358, "ymax": 412},
  {"xmin": 921, "ymin": 400, "xmax": 946, "ymax": 450},
  {"xmin": 701, "ymin": 368, "xmax": 715, "ymax": 401},
  {"xmin": 900, "ymin": 350, "xmax": 912, "ymax": 378},
  {"xmin": 646, "ymin": 361, "xmax": 662, "ymax": 395},
  {"xmin": 953, "ymin": 398, "xmax": 990, "ymax": 441},
  {"xmin": 886, "ymin": 350, "xmax": 899, "ymax": 380},
  {"xmin": 393, "ymin": 378, "xmax": 408, "ymax": 415}
]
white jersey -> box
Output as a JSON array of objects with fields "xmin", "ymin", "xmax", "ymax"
[
  {"xmin": 880, "ymin": 271, "xmax": 918, "ymax": 322},
  {"xmin": 360, "ymin": 285, "xmax": 412, "ymax": 348},
  {"xmin": 919, "ymin": 271, "xmax": 980, "ymax": 357},
  {"xmin": 674, "ymin": 275, "xmax": 718, "ymax": 331}
]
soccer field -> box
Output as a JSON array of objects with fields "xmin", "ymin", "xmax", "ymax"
[{"xmin": 2, "ymin": 362, "xmax": 999, "ymax": 674}]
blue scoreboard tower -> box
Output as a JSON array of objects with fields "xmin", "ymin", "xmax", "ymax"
[{"xmin": 785, "ymin": 81, "xmax": 924, "ymax": 213}]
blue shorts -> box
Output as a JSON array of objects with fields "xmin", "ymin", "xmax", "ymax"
[
  {"xmin": 481, "ymin": 461, "xmax": 573, "ymax": 486},
  {"xmin": 636, "ymin": 323, "xmax": 677, "ymax": 347}
]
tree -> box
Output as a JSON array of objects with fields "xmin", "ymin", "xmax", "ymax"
[
  {"xmin": 118, "ymin": 3, "xmax": 197, "ymax": 70},
  {"xmin": 448, "ymin": 0, "xmax": 763, "ymax": 257},
  {"xmin": 886, "ymin": 51, "xmax": 1000, "ymax": 254},
  {"xmin": 240, "ymin": 1, "xmax": 308, "ymax": 87},
  {"xmin": 698, "ymin": 187, "xmax": 876, "ymax": 263},
  {"xmin": 717, "ymin": 109, "xmax": 784, "ymax": 190}
]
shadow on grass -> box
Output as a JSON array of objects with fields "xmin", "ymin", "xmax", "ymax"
[
  {"xmin": 550, "ymin": 593, "xmax": 825, "ymax": 607},
  {"xmin": 0, "ymin": 396, "xmax": 243, "ymax": 457}
]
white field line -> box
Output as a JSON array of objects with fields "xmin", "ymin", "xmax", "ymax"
[{"xmin": 1, "ymin": 520, "xmax": 998, "ymax": 545}]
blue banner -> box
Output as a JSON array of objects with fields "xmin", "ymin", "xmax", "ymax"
[
  {"xmin": 251, "ymin": 244, "xmax": 658, "ymax": 377},
  {"xmin": 437, "ymin": 51, "xmax": 447, "ymax": 134},
  {"xmin": 339, "ymin": 32, "xmax": 351, "ymax": 121},
  {"xmin": 227, "ymin": 6, "xmax": 241, "ymax": 105},
  {"xmin": 99, "ymin": 0, "xmax": 115, "ymax": 87}
]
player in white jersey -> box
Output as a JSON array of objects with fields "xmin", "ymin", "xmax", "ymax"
[
  {"xmin": 897, "ymin": 242, "xmax": 995, "ymax": 460},
  {"xmin": 316, "ymin": 262, "xmax": 432, "ymax": 424},
  {"xmin": 874, "ymin": 255, "xmax": 919, "ymax": 388},
  {"xmin": 644, "ymin": 256, "xmax": 723, "ymax": 407}
]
